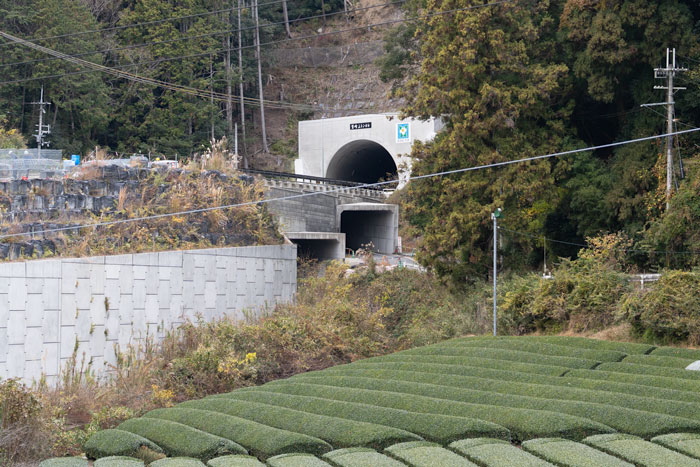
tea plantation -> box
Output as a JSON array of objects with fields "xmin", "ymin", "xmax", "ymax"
[{"xmin": 42, "ymin": 336, "xmax": 700, "ymax": 466}]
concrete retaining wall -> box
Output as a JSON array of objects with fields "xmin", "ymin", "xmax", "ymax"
[{"xmin": 0, "ymin": 244, "xmax": 297, "ymax": 385}]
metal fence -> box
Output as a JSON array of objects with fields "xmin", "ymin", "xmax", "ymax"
[{"xmin": 0, "ymin": 149, "xmax": 64, "ymax": 180}]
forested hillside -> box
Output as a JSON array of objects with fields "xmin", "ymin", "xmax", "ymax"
[
  {"xmin": 3, "ymin": 0, "xmax": 700, "ymax": 278},
  {"xmin": 380, "ymin": 0, "xmax": 700, "ymax": 280},
  {"xmin": 0, "ymin": 0, "xmax": 346, "ymax": 159}
]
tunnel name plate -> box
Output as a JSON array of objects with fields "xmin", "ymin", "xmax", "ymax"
[{"xmin": 350, "ymin": 122, "xmax": 372, "ymax": 130}]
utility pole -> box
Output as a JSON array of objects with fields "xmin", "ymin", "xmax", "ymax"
[
  {"xmin": 30, "ymin": 85, "xmax": 51, "ymax": 159},
  {"xmin": 491, "ymin": 207, "xmax": 502, "ymax": 337},
  {"xmin": 252, "ymin": 0, "xmax": 269, "ymax": 154},
  {"xmin": 653, "ymin": 48, "xmax": 687, "ymax": 211},
  {"xmin": 237, "ymin": 0, "xmax": 248, "ymax": 167}
]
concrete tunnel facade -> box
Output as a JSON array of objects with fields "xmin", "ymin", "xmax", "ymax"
[{"xmin": 295, "ymin": 113, "xmax": 443, "ymax": 185}]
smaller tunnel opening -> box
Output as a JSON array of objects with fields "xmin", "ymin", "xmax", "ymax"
[
  {"xmin": 340, "ymin": 207, "xmax": 397, "ymax": 254},
  {"xmin": 326, "ymin": 140, "xmax": 398, "ymax": 183},
  {"xmin": 292, "ymin": 239, "xmax": 342, "ymax": 261}
]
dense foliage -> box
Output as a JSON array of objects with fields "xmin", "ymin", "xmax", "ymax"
[
  {"xmin": 0, "ymin": 0, "xmax": 343, "ymax": 157},
  {"xmin": 383, "ymin": 0, "xmax": 700, "ymax": 279}
]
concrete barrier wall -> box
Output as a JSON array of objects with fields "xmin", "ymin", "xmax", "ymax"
[{"xmin": 0, "ymin": 244, "xmax": 297, "ymax": 385}]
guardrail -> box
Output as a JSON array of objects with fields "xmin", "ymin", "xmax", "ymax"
[{"xmin": 240, "ymin": 168, "xmax": 398, "ymax": 191}]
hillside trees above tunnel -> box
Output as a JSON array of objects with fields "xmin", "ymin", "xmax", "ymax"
[
  {"xmin": 397, "ymin": 0, "xmax": 574, "ymax": 281},
  {"xmin": 386, "ymin": 0, "xmax": 700, "ymax": 281}
]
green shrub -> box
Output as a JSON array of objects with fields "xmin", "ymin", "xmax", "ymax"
[
  {"xmin": 93, "ymin": 456, "xmax": 145, "ymax": 467},
  {"xmin": 178, "ymin": 398, "xmax": 421, "ymax": 450},
  {"xmin": 322, "ymin": 447, "xmax": 404, "ymax": 466},
  {"xmin": 566, "ymin": 369, "xmax": 700, "ymax": 395},
  {"xmin": 396, "ymin": 345, "xmax": 599, "ymax": 369},
  {"xmin": 651, "ymin": 433, "xmax": 700, "ymax": 460},
  {"xmin": 521, "ymin": 438, "xmax": 633, "ymax": 467},
  {"xmin": 532, "ymin": 336, "xmax": 653, "ymax": 354},
  {"xmin": 258, "ymin": 378, "xmax": 611, "ymax": 441},
  {"xmin": 275, "ymin": 373, "xmax": 698, "ymax": 437},
  {"xmin": 619, "ymin": 271, "xmax": 700, "ymax": 344},
  {"xmin": 222, "ymin": 389, "xmax": 508, "ymax": 444},
  {"xmin": 384, "ymin": 441, "xmax": 478, "ymax": 466},
  {"xmin": 651, "ymin": 347, "xmax": 700, "ymax": 360},
  {"xmin": 359, "ymin": 354, "xmax": 568, "ymax": 375},
  {"xmin": 38, "ymin": 458, "xmax": 89, "ymax": 467},
  {"xmin": 266, "ymin": 453, "xmax": 331, "ymax": 467},
  {"xmin": 438, "ymin": 337, "xmax": 626, "ymax": 362},
  {"xmin": 143, "ymin": 407, "xmax": 331, "ymax": 458},
  {"xmin": 150, "ymin": 458, "xmax": 207, "ymax": 467},
  {"xmin": 206, "ymin": 455, "xmax": 265, "ymax": 467},
  {"xmin": 117, "ymin": 418, "xmax": 246, "ymax": 461},
  {"xmin": 497, "ymin": 257, "xmax": 630, "ymax": 334},
  {"xmin": 622, "ymin": 354, "xmax": 695, "ymax": 368},
  {"xmin": 596, "ymin": 362, "xmax": 700, "ymax": 381},
  {"xmin": 298, "ymin": 364, "xmax": 700, "ymax": 421},
  {"xmin": 84, "ymin": 429, "xmax": 164, "ymax": 459},
  {"xmin": 449, "ymin": 438, "xmax": 553, "ymax": 466},
  {"xmin": 583, "ymin": 434, "xmax": 700, "ymax": 467}
]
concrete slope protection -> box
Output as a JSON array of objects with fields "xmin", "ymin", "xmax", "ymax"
[{"xmin": 66, "ymin": 336, "xmax": 700, "ymax": 465}]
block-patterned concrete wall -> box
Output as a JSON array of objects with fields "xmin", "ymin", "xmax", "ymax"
[{"xmin": 0, "ymin": 245, "xmax": 297, "ymax": 385}]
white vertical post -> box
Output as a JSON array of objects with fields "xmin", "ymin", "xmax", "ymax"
[{"xmin": 492, "ymin": 208, "xmax": 501, "ymax": 336}]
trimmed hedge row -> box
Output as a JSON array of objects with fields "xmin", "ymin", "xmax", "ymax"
[
  {"xmin": 384, "ymin": 441, "xmax": 478, "ymax": 466},
  {"xmin": 254, "ymin": 378, "xmax": 613, "ymax": 441},
  {"xmin": 93, "ymin": 456, "xmax": 145, "ymax": 467},
  {"xmin": 596, "ymin": 362, "xmax": 700, "ymax": 381},
  {"xmin": 84, "ymin": 429, "xmax": 164, "ymax": 459},
  {"xmin": 206, "ymin": 456, "xmax": 265, "ymax": 467},
  {"xmin": 359, "ymin": 354, "xmax": 568, "ymax": 376},
  {"xmin": 311, "ymin": 358, "xmax": 700, "ymax": 406},
  {"xmin": 285, "ymin": 372, "xmax": 700, "ymax": 437},
  {"xmin": 438, "ymin": 337, "xmax": 627, "ymax": 362},
  {"xmin": 622, "ymin": 354, "xmax": 695, "ymax": 368},
  {"xmin": 116, "ymin": 418, "xmax": 246, "ymax": 461},
  {"xmin": 266, "ymin": 453, "xmax": 331, "ymax": 467},
  {"xmin": 297, "ymin": 365, "xmax": 700, "ymax": 421},
  {"xmin": 652, "ymin": 347, "xmax": 700, "ymax": 360},
  {"xmin": 395, "ymin": 345, "xmax": 599, "ymax": 369},
  {"xmin": 150, "ymin": 458, "xmax": 206, "ymax": 467},
  {"xmin": 143, "ymin": 407, "xmax": 332, "ymax": 458},
  {"xmin": 178, "ymin": 397, "xmax": 421, "ymax": 450},
  {"xmin": 322, "ymin": 447, "xmax": 404, "ymax": 466},
  {"xmin": 583, "ymin": 434, "xmax": 700, "ymax": 467},
  {"xmin": 38, "ymin": 458, "xmax": 88, "ymax": 467},
  {"xmin": 651, "ymin": 433, "xmax": 700, "ymax": 460},
  {"xmin": 565, "ymin": 369, "xmax": 700, "ymax": 395},
  {"xmin": 528, "ymin": 336, "xmax": 654, "ymax": 354},
  {"xmin": 449, "ymin": 438, "xmax": 554, "ymax": 466},
  {"xmin": 521, "ymin": 438, "xmax": 633, "ymax": 467},
  {"xmin": 222, "ymin": 389, "xmax": 509, "ymax": 444}
]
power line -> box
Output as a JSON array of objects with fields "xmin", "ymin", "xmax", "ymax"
[
  {"xmin": 1, "ymin": 127, "xmax": 698, "ymax": 241},
  {"xmin": 0, "ymin": 29, "xmax": 318, "ymax": 112},
  {"xmin": 0, "ymin": 0, "xmax": 408, "ymax": 70},
  {"xmin": 0, "ymin": 0, "xmax": 287, "ymax": 49},
  {"xmin": 0, "ymin": 0, "xmax": 512, "ymax": 89}
]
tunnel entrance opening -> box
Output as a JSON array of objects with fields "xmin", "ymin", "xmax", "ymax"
[
  {"xmin": 326, "ymin": 140, "xmax": 398, "ymax": 183},
  {"xmin": 339, "ymin": 204, "xmax": 399, "ymax": 255}
]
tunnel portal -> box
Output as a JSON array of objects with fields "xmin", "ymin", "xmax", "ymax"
[{"xmin": 326, "ymin": 140, "xmax": 398, "ymax": 183}]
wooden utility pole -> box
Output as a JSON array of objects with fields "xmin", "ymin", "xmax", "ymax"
[
  {"xmin": 653, "ymin": 48, "xmax": 687, "ymax": 211},
  {"xmin": 226, "ymin": 4, "xmax": 234, "ymax": 142},
  {"xmin": 253, "ymin": 0, "xmax": 268, "ymax": 153},
  {"xmin": 282, "ymin": 0, "xmax": 291, "ymax": 38},
  {"xmin": 238, "ymin": 0, "xmax": 248, "ymax": 167}
]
